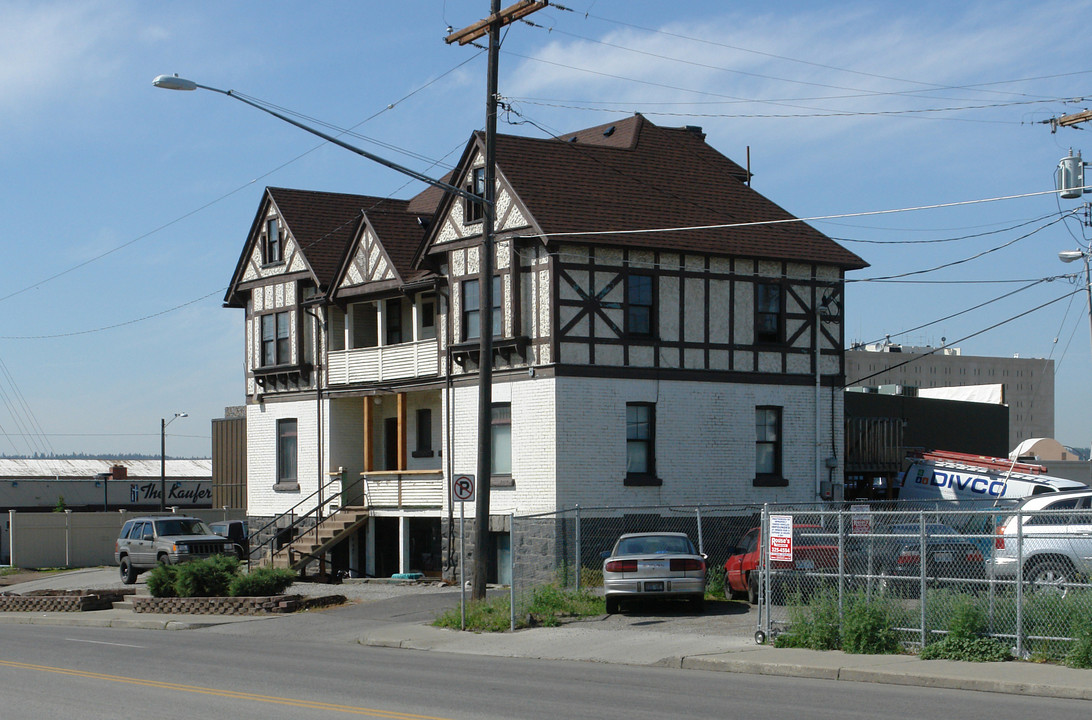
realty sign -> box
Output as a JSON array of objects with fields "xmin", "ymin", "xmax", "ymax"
[{"xmin": 769, "ymin": 514, "xmax": 793, "ymax": 562}]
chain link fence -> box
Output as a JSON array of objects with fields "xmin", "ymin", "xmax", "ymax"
[{"xmin": 509, "ymin": 501, "xmax": 1092, "ymax": 660}]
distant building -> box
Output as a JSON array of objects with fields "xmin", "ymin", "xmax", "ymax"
[
  {"xmin": 0, "ymin": 458, "xmax": 214, "ymax": 564},
  {"xmin": 845, "ymin": 341, "xmax": 1053, "ymax": 451}
]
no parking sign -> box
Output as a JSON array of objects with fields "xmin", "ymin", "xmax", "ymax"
[{"xmin": 452, "ymin": 474, "xmax": 475, "ymax": 503}]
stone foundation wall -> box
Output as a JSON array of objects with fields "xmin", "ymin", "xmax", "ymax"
[
  {"xmin": 0, "ymin": 590, "xmax": 131, "ymax": 612},
  {"xmin": 132, "ymin": 593, "xmax": 345, "ymax": 615}
]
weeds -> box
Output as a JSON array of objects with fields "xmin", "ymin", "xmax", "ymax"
[
  {"xmin": 432, "ymin": 584, "xmax": 604, "ymax": 632},
  {"xmin": 919, "ymin": 596, "xmax": 1010, "ymax": 662}
]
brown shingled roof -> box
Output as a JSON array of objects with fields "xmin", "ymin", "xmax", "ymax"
[
  {"xmin": 267, "ymin": 187, "xmax": 411, "ymax": 287},
  {"xmin": 494, "ymin": 115, "xmax": 866, "ymax": 270}
]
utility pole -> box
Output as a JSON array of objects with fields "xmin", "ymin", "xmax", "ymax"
[
  {"xmin": 446, "ymin": 1, "xmax": 548, "ymax": 601},
  {"xmin": 1047, "ymin": 108, "xmax": 1092, "ymax": 133}
]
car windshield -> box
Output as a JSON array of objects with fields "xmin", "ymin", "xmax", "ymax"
[
  {"xmin": 155, "ymin": 518, "xmax": 213, "ymax": 536},
  {"xmin": 614, "ymin": 535, "xmax": 694, "ymax": 556}
]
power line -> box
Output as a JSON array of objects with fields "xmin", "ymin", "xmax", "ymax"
[
  {"xmin": 848, "ymin": 213, "xmax": 1073, "ymax": 282},
  {"xmin": 830, "ymin": 211, "xmax": 1067, "ymax": 245},
  {"xmin": 844, "ymin": 286, "xmax": 1086, "ymax": 388},
  {"xmin": 575, "ymin": 8, "xmax": 1086, "ymax": 101},
  {"xmin": 0, "ymin": 51, "xmax": 484, "ymax": 307}
]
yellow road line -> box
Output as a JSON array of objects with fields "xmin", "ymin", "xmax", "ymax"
[{"xmin": 0, "ymin": 659, "xmax": 453, "ymax": 719}]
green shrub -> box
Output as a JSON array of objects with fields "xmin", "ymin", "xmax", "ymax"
[
  {"xmin": 842, "ymin": 595, "xmax": 900, "ymax": 655},
  {"xmin": 174, "ymin": 555, "xmax": 240, "ymax": 598},
  {"xmin": 146, "ymin": 563, "xmax": 179, "ymax": 598},
  {"xmin": 774, "ymin": 588, "xmax": 841, "ymax": 650},
  {"xmin": 432, "ymin": 584, "xmax": 604, "ymax": 632},
  {"xmin": 919, "ymin": 596, "xmax": 1011, "ymax": 662},
  {"xmin": 229, "ymin": 568, "xmax": 297, "ymax": 597},
  {"xmin": 705, "ymin": 565, "xmax": 725, "ymax": 599},
  {"xmin": 1064, "ymin": 616, "xmax": 1092, "ymax": 669}
]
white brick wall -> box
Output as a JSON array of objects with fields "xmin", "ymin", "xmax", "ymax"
[
  {"xmin": 438, "ymin": 374, "xmax": 842, "ymax": 516},
  {"xmin": 247, "ymin": 399, "xmax": 320, "ymax": 516}
]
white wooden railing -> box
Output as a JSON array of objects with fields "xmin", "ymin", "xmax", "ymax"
[
  {"xmin": 363, "ymin": 470, "xmax": 445, "ymax": 508},
  {"xmin": 327, "ymin": 339, "xmax": 438, "ymax": 385}
]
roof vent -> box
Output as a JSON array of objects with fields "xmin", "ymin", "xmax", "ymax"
[
  {"xmin": 685, "ymin": 125, "xmax": 703, "ymax": 135},
  {"xmin": 603, "ymin": 125, "xmax": 616, "ymax": 137},
  {"xmin": 569, "ymin": 136, "xmax": 578, "ymax": 143}
]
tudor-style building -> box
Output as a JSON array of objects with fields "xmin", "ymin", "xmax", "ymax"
[{"xmin": 224, "ymin": 115, "xmax": 867, "ymax": 579}]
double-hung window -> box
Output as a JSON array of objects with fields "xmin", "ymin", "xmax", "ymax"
[
  {"xmin": 464, "ymin": 167, "xmax": 486, "ymax": 223},
  {"xmin": 385, "ymin": 299, "xmax": 403, "ymax": 345},
  {"xmin": 491, "ymin": 403, "xmax": 511, "ymax": 476},
  {"xmin": 276, "ymin": 419, "xmax": 298, "ymax": 487},
  {"xmin": 625, "ymin": 403, "xmax": 656, "ymax": 483},
  {"xmin": 261, "ymin": 312, "xmax": 290, "ymax": 366},
  {"xmin": 755, "ymin": 283, "xmax": 783, "ymax": 344},
  {"xmin": 755, "ymin": 406, "xmax": 784, "ymax": 485},
  {"xmin": 264, "ymin": 218, "xmax": 283, "ymax": 264},
  {"xmin": 461, "ymin": 277, "xmax": 502, "ymax": 341},
  {"xmin": 414, "ymin": 408, "xmax": 433, "ymax": 458},
  {"xmin": 626, "ymin": 274, "xmax": 654, "ymax": 337}
]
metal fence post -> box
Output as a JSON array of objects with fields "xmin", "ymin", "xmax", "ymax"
[
  {"xmin": 574, "ymin": 504, "xmax": 581, "ymax": 592},
  {"xmin": 759, "ymin": 504, "xmax": 769, "ymax": 638},
  {"xmin": 695, "ymin": 507, "xmax": 704, "ymax": 556},
  {"xmin": 919, "ymin": 511, "xmax": 927, "ymax": 648},
  {"xmin": 510, "ymin": 512, "xmax": 516, "ymax": 632},
  {"xmin": 837, "ymin": 509, "xmax": 844, "ymax": 618},
  {"xmin": 1016, "ymin": 508, "xmax": 1024, "ymax": 658}
]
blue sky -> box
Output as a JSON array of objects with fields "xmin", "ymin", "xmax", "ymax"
[{"xmin": 1, "ymin": 0, "xmax": 1090, "ymax": 458}]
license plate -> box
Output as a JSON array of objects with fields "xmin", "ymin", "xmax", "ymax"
[
  {"xmin": 933, "ymin": 552, "xmax": 953, "ymax": 563},
  {"xmin": 796, "ymin": 558, "xmax": 815, "ymax": 570},
  {"xmin": 638, "ymin": 560, "xmax": 668, "ymax": 572},
  {"xmin": 644, "ymin": 581, "xmax": 665, "ymax": 592}
]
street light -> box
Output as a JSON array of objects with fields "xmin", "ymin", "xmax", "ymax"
[
  {"xmin": 161, "ymin": 412, "xmax": 188, "ymax": 512},
  {"xmin": 154, "ymin": 72, "xmax": 497, "ymax": 598},
  {"xmin": 1059, "ymin": 249, "xmax": 1092, "ymax": 368}
]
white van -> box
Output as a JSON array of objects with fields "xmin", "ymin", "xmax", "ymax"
[{"xmin": 895, "ymin": 450, "xmax": 1086, "ymax": 506}]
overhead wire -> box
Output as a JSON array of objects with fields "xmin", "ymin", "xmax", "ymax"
[
  {"xmin": 0, "ymin": 49, "xmax": 484, "ymax": 307},
  {"xmin": 844, "ymin": 286, "xmax": 1086, "ymax": 388}
]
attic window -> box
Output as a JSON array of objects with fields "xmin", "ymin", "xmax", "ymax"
[
  {"xmin": 464, "ymin": 167, "xmax": 485, "ymax": 224},
  {"xmin": 264, "ymin": 218, "xmax": 283, "ymax": 264}
]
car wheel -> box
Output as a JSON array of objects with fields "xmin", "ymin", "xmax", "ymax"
[
  {"xmin": 605, "ymin": 596, "xmax": 620, "ymax": 614},
  {"xmin": 119, "ymin": 556, "xmax": 137, "ymax": 585},
  {"xmin": 157, "ymin": 553, "xmax": 169, "ymax": 566},
  {"xmin": 1026, "ymin": 559, "xmax": 1074, "ymax": 596},
  {"xmin": 747, "ymin": 572, "xmax": 759, "ymax": 605}
]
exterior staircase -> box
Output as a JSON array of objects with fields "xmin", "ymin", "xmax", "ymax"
[{"xmin": 268, "ymin": 506, "xmax": 369, "ymax": 572}]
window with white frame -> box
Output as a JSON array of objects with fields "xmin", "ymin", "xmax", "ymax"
[
  {"xmin": 263, "ymin": 217, "xmax": 283, "ymax": 264},
  {"xmin": 755, "ymin": 406, "xmax": 783, "ymax": 483},
  {"xmin": 276, "ymin": 419, "xmax": 298, "ymax": 487},
  {"xmin": 260, "ymin": 312, "xmax": 291, "ymax": 366},
  {"xmin": 491, "ymin": 403, "xmax": 511, "ymax": 476}
]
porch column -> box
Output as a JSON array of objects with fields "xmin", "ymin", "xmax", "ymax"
[
  {"xmin": 399, "ymin": 516, "xmax": 410, "ymax": 575},
  {"xmin": 362, "ymin": 398, "xmax": 374, "ymax": 472},
  {"xmin": 397, "ymin": 392, "xmax": 408, "ymax": 470}
]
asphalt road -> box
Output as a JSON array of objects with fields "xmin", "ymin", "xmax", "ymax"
[{"xmin": 1, "ymin": 593, "xmax": 1091, "ymax": 720}]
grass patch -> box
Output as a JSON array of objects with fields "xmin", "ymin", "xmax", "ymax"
[{"xmin": 433, "ymin": 584, "xmax": 605, "ymax": 632}]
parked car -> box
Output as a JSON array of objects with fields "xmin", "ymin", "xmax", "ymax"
[
  {"xmin": 601, "ymin": 532, "xmax": 706, "ymax": 614},
  {"xmin": 209, "ymin": 519, "xmax": 250, "ymax": 560},
  {"xmin": 861, "ymin": 523, "xmax": 986, "ymax": 596},
  {"xmin": 114, "ymin": 516, "xmax": 236, "ymax": 584},
  {"xmin": 723, "ymin": 524, "xmax": 839, "ymax": 604},
  {"xmin": 989, "ymin": 489, "xmax": 1092, "ymax": 595}
]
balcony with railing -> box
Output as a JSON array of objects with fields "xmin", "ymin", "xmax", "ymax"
[
  {"xmin": 327, "ymin": 338, "xmax": 438, "ymax": 385},
  {"xmin": 364, "ymin": 469, "xmax": 445, "ymax": 509}
]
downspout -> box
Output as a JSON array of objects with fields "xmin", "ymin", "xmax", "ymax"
[
  {"xmin": 815, "ymin": 291, "xmax": 822, "ymax": 501},
  {"xmin": 303, "ymin": 299, "xmax": 327, "ymax": 520}
]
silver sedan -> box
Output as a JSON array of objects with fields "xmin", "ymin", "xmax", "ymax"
[{"xmin": 601, "ymin": 532, "xmax": 707, "ymax": 614}]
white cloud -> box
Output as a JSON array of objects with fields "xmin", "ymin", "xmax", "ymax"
[{"xmin": 0, "ymin": 1, "xmax": 136, "ymax": 117}]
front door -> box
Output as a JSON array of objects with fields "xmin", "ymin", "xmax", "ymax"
[{"xmin": 383, "ymin": 417, "xmax": 399, "ymax": 471}]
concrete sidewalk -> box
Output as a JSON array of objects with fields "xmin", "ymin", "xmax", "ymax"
[{"xmin": 360, "ymin": 621, "xmax": 1092, "ymax": 701}]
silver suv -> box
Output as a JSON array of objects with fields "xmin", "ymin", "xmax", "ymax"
[
  {"xmin": 990, "ymin": 489, "xmax": 1092, "ymax": 594},
  {"xmin": 115, "ymin": 516, "xmax": 236, "ymax": 584}
]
